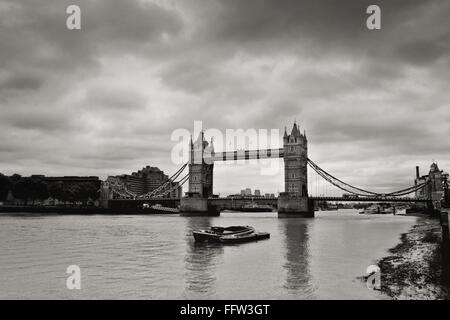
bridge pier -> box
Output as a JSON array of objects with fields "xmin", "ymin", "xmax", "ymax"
[
  {"xmin": 277, "ymin": 194, "xmax": 314, "ymax": 218},
  {"xmin": 180, "ymin": 196, "xmax": 220, "ymax": 216}
]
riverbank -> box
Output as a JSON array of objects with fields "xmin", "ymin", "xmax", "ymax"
[
  {"xmin": 378, "ymin": 214, "xmax": 450, "ymax": 299},
  {"xmin": 0, "ymin": 205, "xmax": 110, "ymax": 214},
  {"xmin": 0, "ymin": 205, "xmax": 180, "ymax": 215}
]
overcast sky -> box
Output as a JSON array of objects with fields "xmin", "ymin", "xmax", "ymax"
[{"xmin": 1, "ymin": 0, "xmax": 449, "ymax": 195}]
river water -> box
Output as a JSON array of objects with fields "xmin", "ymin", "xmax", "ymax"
[{"xmin": 0, "ymin": 209, "xmax": 417, "ymax": 299}]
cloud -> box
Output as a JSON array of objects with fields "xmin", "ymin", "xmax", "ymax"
[
  {"xmin": 0, "ymin": 0, "xmax": 449, "ymax": 195},
  {"xmin": 0, "ymin": 73, "xmax": 43, "ymax": 90}
]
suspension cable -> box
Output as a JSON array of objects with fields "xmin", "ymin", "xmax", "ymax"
[
  {"xmin": 153, "ymin": 174, "xmax": 189, "ymax": 198},
  {"xmin": 307, "ymin": 158, "xmax": 431, "ymax": 198},
  {"xmin": 308, "ymin": 158, "xmax": 379, "ymax": 196},
  {"xmin": 138, "ymin": 163, "xmax": 188, "ymax": 199}
]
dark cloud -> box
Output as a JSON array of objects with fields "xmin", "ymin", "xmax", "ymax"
[
  {"xmin": 1, "ymin": 73, "xmax": 43, "ymax": 90},
  {"xmin": 0, "ymin": 0, "xmax": 449, "ymax": 194},
  {"xmin": 395, "ymin": 37, "xmax": 450, "ymax": 66}
]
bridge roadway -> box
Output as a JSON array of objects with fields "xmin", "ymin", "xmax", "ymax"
[
  {"xmin": 205, "ymin": 148, "xmax": 285, "ymax": 162},
  {"xmin": 109, "ymin": 195, "xmax": 429, "ymax": 212}
]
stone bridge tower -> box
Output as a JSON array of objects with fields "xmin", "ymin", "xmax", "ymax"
[
  {"xmin": 180, "ymin": 131, "xmax": 217, "ymax": 216},
  {"xmin": 188, "ymin": 132, "xmax": 214, "ymax": 198},
  {"xmin": 278, "ymin": 122, "xmax": 314, "ymax": 217}
]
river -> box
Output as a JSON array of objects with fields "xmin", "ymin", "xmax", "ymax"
[{"xmin": 0, "ymin": 209, "xmax": 417, "ymax": 299}]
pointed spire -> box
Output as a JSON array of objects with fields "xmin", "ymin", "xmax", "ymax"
[
  {"xmin": 290, "ymin": 121, "xmax": 301, "ymax": 137},
  {"xmin": 283, "ymin": 126, "xmax": 288, "ymax": 138}
]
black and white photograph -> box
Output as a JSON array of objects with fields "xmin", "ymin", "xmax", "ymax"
[{"xmin": 1, "ymin": 0, "xmax": 450, "ymax": 307}]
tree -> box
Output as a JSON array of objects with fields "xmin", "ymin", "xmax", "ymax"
[
  {"xmin": 12, "ymin": 177, "xmax": 48, "ymax": 205},
  {"xmin": 48, "ymin": 181, "xmax": 64, "ymax": 202},
  {"xmin": 59, "ymin": 184, "xmax": 80, "ymax": 204},
  {"xmin": 13, "ymin": 178, "xmax": 34, "ymax": 205},
  {"xmin": 0, "ymin": 173, "xmax": 12, "ymax": 201},
  {"xmin": 31, "ymin": 178, "xmax": 49, "ymax": 203},
  {"xmin": 9, "ymin": 174, "xmax": 22, "ymax": 184},
  {"xmin": 76, "ymin": 182, "xmax": 99, "ymax": 205}
]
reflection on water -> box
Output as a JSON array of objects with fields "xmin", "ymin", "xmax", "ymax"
[
  {"xmin": 183, "ymin": 218, "xmax": 223, "ymax": 298},
  {"xmin": 279, "ymin": 219, "xmax": 314, "ymax": 297},
  {"xmin": 0, "ymin": 210, "xmax": 417, "ymax": 299}
]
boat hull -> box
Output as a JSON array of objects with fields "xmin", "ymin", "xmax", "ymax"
[
  {"xmin": 193, "ymin": 226, "xmax": 255, "ymax": 243},
  {"xmin": 193, "ymin": 231, "xmax": 222, "ymax": 243},
  {"xmin": 220, "ymin": 232, "xmax": 270, "ymax": 244}
]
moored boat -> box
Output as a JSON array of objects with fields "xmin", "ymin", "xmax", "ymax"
[
  {"xmin": 220, "ymin": 232, "xmax": 270, "ymax": 244},
  {"xmin": 359, "ymin": 204, "xmax": 381, "ymax": 214},
  {"xmin": 384, "ymin": 207, "xmax": 395, "ymax": 214},
  {"xmin": 239, "ymin": 202, "xmax": 273, "ymax": 212},
  {"xmin": 193, "ymin": 226, "xmax": 255, "ymax": 243}
]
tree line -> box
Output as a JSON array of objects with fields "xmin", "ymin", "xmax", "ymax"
[{"xmin": 0, "ymin": 173, "xmax": 99, "ymax": 205}]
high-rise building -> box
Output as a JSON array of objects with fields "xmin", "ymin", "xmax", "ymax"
[
  {"xmin": 113, "ymin": 166, "xmax": 181, "ymax": 198},
  {"xmin": 254, "ymin": 189, "xmax": 261, "ymax": 196}
]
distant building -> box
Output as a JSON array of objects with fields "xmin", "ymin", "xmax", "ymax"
[
  {"xmin": 112, "ymin": 166, "xmax": 181, "ymax": 198},
  {"xmin": 415, "ymin": 163, "xmax": 444, "ymax": 204},
  {"xmin": 414, "ymin": 166, "xmax": 428, "ymax": 200},
  {"xmin": 254, "ymin": 189, "xmax": 261, "ymax": 196},
  {"xmin": 244, "ymin": 188, "xmax": 252, "ymax": 196}
]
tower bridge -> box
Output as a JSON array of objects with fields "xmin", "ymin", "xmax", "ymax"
[
  {"xmin": 180, "ymin": 123, "xmax": 313, "ymax": 216},
  {"xmin": 106, "ymin": 122, "xmax": 448, "ymax": 217},
  {"xmin": 178, "ymin": 122, "xmax": 444, "ymax": 217}
]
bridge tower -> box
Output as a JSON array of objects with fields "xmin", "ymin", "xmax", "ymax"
[
  {"xmin": 429, "ymin": 162, "xmax": 444, "ymax": 210},
  {"xmin": 180, "ymin": 132, "xmax": 218, "ymax": 216},
  {"xmin": 188, "ymin": 132, "xmax": 214, "ymax": 197},
  {"xmin": 278, "ymin": 122, "xmax": 314, "ymax": 217}
]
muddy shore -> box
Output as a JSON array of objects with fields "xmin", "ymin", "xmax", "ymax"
[{"xmin": 377, "ymin": 214, "xmax": 449, "ymax": 299}]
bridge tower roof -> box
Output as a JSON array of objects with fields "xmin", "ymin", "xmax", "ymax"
[{"xmin": 290, "ymin": 121, "xmax": 301, "ymax": 138}]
